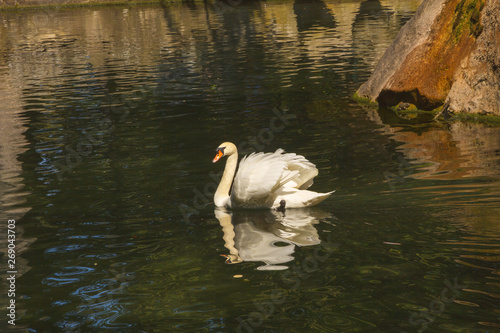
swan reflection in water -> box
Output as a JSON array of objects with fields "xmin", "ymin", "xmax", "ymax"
[{"xmin": 215, "ymin": 208, "xmax": 332, "ymax": 271}]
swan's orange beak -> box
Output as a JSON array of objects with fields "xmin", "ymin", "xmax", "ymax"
[
  {"xmin": 213, "ymin": 150, "xmax": 224, "ymax": 163},
  {"xmin": 220, "ymin": 254, "xmax": 231, "ymax": 264}
]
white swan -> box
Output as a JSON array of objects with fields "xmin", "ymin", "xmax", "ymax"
[{"xmin": 212, "ymin": 142, "xmax": 334, "ymax": 209}]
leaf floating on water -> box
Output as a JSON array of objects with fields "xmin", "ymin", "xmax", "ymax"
[
  {"xmin": 233, "ymin": 275, "xmax": 243, "ymax": 278},
  {"xmin": 383, "ymin": 242, "xmax": 401, "ymax": 245}
]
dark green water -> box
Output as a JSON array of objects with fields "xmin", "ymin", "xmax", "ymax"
[{"xmin": 1, "ymin": 1, "xmax": 500, "ymax": 332}]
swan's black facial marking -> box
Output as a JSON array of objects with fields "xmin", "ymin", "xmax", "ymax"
[{"xmin": 216, "ymin": 146, "xmax": 226, "ymax": 155}]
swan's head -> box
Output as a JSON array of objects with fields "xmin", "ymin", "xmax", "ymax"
[
  {"xmin": 220, "ymin": 254, "xmax": 243, "ymax": 264},
  {"xmin": 213, "ymin": 142, "xmax": 237, "ymax": 163}
]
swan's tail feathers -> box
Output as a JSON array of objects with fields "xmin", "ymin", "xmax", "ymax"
[
  {"xmin": 277, "ymin": 189, "xmax": 335, "ymax": 208},
  {"xmin": 304, "ymin": 190, "xmax": 335, "ymax": 207}
]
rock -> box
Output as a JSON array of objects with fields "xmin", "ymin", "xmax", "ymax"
[
  {"xmin": 356, "ymin": 0, "xmax": 447, "ymax": 108},
  {"xmin": 356, "ymin": 0, "xmax": 499, "ymax": 116},
  {"xmin": 447, "ymin": 0, "xmax": 500, "ymax": 115}
]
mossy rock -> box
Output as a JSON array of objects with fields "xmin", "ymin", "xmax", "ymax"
[
  {"xmin": 352, "ymin": 93, "xmax": 378, "ymax": 108},
  {"xmin": 452, "ymin": 0, "xmax": 485, "ymax": 42}
]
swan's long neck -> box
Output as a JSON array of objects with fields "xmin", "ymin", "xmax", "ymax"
[{"xmin": 214, "ymin": 152, "xmax": 238, "ymax": 207}]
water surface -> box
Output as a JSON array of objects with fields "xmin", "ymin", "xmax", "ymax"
[{"xmin": 1, "ymin": 1, "xmax": 500, "ymax": 332}]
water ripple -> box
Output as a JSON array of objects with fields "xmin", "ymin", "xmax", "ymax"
[{"xmin": 44, "ymin": 244, "xmax": 93, "ymax": 254}]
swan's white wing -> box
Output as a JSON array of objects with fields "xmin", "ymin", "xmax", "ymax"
[
  {"xmin": 231, "ymin": 149, "xmax": 320, "ymax": 207},
  {"xmin": 277, "ymin": 151, "xmax": 318, "ymax": 189},
  {"xmin": 232, "ymin": 151, "xmax": 287, "ymax": 205}
]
